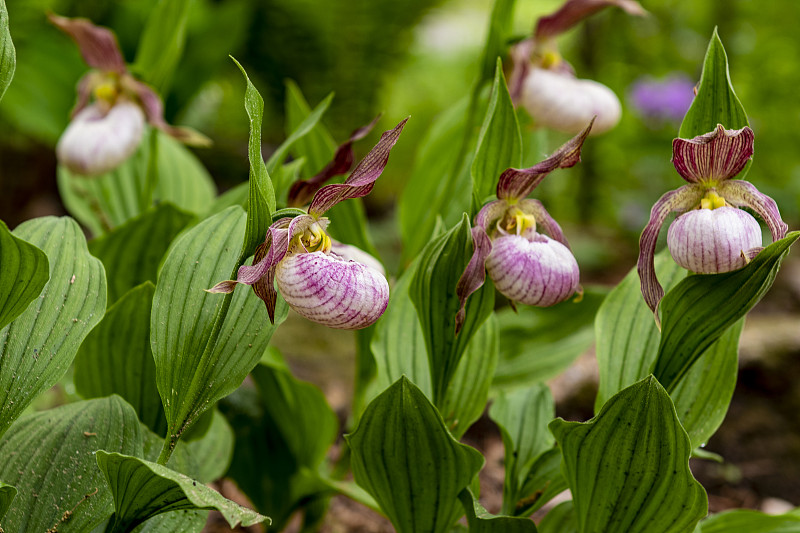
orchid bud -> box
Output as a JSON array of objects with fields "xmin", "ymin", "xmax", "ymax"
[
  {"xmin": 275, "ymin": 250, "xmax": 389, "ymax": 330},
  {"xmin": 667, "ymin": 205, "xmax": 761, "ymax": 274},
  {"xmin": 520, "ymin": 67, "xmax": 621, "ymax": 135},
  {"xmin": 56, "ymin": 101, "xmax": 145, "ymax": 176},
  {"xmin": 486, "ymin": 231, "xmax": 579, "ymax": 306}
]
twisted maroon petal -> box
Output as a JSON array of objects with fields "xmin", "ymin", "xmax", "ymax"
[
  {"xmin": 672, "ymin": 125, "xmax": 753, "ymax": 183},
  {"xmin": 308, "ymin": 117, "xmax": 408, "ymax": 216},
  {"xmin": 130, "ymin": 79, "xmax": 211, "ymax": 146},
  {"xmin": 288, "ymin": 115, "xmax": 381, "ymax": 207},
  {"xmin": 637, "ymin": 184, "xmax": 704, "ymax": 321},
  {"xmin": 455, "ymin": 226, "xmax": 493, "ymax": 335},
  {"xmin": 48, "ymin": 14, "xmax": 127, "ymax": 73},
  {"xmin": 474, "ymin": 199, "xmax": 509, "ymax": 230},
  {"xmin": 719, "ymin": 179, "xmax": 788, "ymax": 242},
  {"xmin": 535, "ymin": 0, "xmax": 646, "ymax": 40},
  {"xmin": 518, "ymin": 198, "xmax": 571, "ymax": 249},
  {"xmin": 497, "ymin": 119, "xmax": 593, "ymax": 201}
]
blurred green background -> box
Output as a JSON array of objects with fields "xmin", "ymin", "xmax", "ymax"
[{"xmin": 0, "ymin": 0, "xmax": 797, "ymax": 275}]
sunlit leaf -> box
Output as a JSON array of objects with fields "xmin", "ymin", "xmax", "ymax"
[{"xmin": 0, "ymin": 220, "xmax": 48, "ymax": 331}]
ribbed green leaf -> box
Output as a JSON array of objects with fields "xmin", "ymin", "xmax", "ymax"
[
  {"xmin": 96, "ymin": 451, "xmax": 269, "ymax": 532},
  {"xmin": 494, "ymin": 288, "xmax": 604, "ymax": 390},
  {"xmin": 74, "ymin": 282, "xmax": 166, "ymax": 436},
  {"xmin": 151, "ymin": 132, "xmax": 216, "ymax": 215},
  {"xmin": 346, "ymin": 377, "xmax": 484, "ymax": 533},
  {"xmin": 516, "ymin": 448, "xmax": 568, "ymax": 516},
  {"xmin": 696, "ymin": 509, "xmax": 800, "ymax": 533},
  {"xmin": 471, "ymin": 58, "xmax": 522, "ymax": 204},
  {"xmin": 550, "ymin": 376, "xmax": 707, "ymax": 533},
  {"xmin": 0, "ymin": 219, "xmax": 48, "ymax": 331},
  {"xmin": 0, "ymin": 217, "xmax": 106, "ymax": 437},
  {"xmin": 458, "ymin": 489, "xmax": 537, "ymax": 532},
  {"xmin": 152, "ymin": 206, "xmax": 288, "ymax": 449},
  {"xmin": 654, "ymin": 231, "xmax": 799, "ymax": 392},
  {"xmin": 490, "ymin": 384, "xmax": 555, "ymax": 514},
  {"xmin": 478, "ymin": 0, "xmax": 516, "ymax": 84},
  {"xmin": 538, "ymin": 501, "xmax": 578, "ymax": 533},
  {"xmin": 89, "ymin": 203, "xmax": 194, "ymax": 305},
  {"xmin": 411, "ymin": 213, "xmax": 494, "ymax": 406},
  {"xmin": 0, "ymin": 396, "xmax": 142, "ymax": 532},
  {"xmin": 285, "ymin": 79, "xmax": 337, "ymax": 174},
  {"xmin": 231, "ymin": 58, "xmax": 275, "ymax": 259},
  {"xmin": 133, "ymin": 0, "xmax": 191, "ymax": 93},
  {"xmin": 0, "ymin": 0, "xmax": 15, "ymax": 103},
  {"xmin": 0, "ymin": 482, "xmax": 15, "ymax": 522},
  {"xmin": 679, "ymin": 29, "xmax": 749, "ymax": 139}
]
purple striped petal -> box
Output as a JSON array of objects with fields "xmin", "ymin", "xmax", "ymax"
[
  {"xmin": 474, "ymin": 199, "xmax": 510, "ymax": 230},
  {"xmin": 288, "ymin": 116, "xmax": 380, "ymax": 207},
  {"xmin": 455, "ymin": 227, "xmax": 493, "ymax": 335},
  {"xmin": 497, "ymin": 119, "xmax": 593, "ymax": 201},
  {"xmin": 517, "ymin": 198, "xmax": 571, "ymax": 249},
  {"xmin": 276, "ymin": 251, "xmax": 389, "ymax": 330},
  {"xmin": 48, "ymin": 14, "xmax": 127, "ymax": 73},
  {"xmin": 718, "ymin": 179, "xmax": 788, "ymax": 242},
  {"xmin": 637, "ymin": 185, "xmax": 704, "ymax": 319},
  {"xmin": 671, "ymin": 125, "xmax": 754, "ymax": 183},
  {"xmin": 535, "ymin": 0, "xmax": 646, "ymax": 40},
  {"xmin": 667, "ymin": 207, "xmax": 762, "ymax": 273},
  {"xmin": 308, "ymin": 117, "xmax": 408, "ymax": 216},
  {"xmin": 485, "ymin": 231, "xmax": 579, "ymax": 306},
  {"xmin": 330, "ymin": 241, "xmax": 385, "ymax": 277}
]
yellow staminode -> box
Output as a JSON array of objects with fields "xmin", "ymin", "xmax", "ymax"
[
  {"xmin": 93, "ymin": 81, "xmax": 118, "ymax": 104},
  {"xmin": 299, "ymin": 223, "xmax": 332, "ymax": 253},
  {"xmin": 700, "ymin": 190, "xmax": 727, "ymax": 210}
]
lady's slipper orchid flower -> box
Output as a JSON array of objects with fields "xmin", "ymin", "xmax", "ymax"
[
  {"xmin": 637, "ymin": 124, "xmax": 788, "ymax": 322},
  {"xmin": 49, "ymin": 14, "xmax": 208, "ymax": 176},
  {"xmin": 455, "ymin": 120, "xmax": 593, "ymax": 333},
  {"xmin": 209, "ymin": 118, "xmax": 408, "ymax": 330},
  {"xmin": 509, "ymin": 0, "xmax": 645, "ymax": 135}
]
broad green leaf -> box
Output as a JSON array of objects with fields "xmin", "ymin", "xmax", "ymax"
[
  {"xmin": 516, "ymin": 448, "xmax": 568, "ymax": 516},
  {"xmin": 0, "ymin": 217, "xmax": 106, "ymax": 437},
  {"xmin": 441, "ymin": 315, "xmax": 498, "ymax": 438},
  {"xmin": 0, "ymin": 482, "xmax": 15, "ymax": 522},
  {"xmin": 490, "ymin": 384, "xmax": 555, "ymax": 514},
  {"xmin": 0, "ymin": 220, "xmax": 49, "ymax": 330},
  {"xmin": 182, "ymin": 409, "xmax": 234, "ymax": 483},
  {"xmin": 346, "ymin": 377, "xmax": 484, "ymax": 533},
  {"xmin": 96, "ymin": 451, "xmax": 269, "ymax": 532},
  {"xmin": 550, "ymin": 376, "xmax": 707, "ymax": 533},
  {"xmin": 151, "ymin": 132, "xmax": 216, "ymax": 215},
  {"xmin": 0, "ymin": 396, "xmax": 142, "ymax": 532},
  {"xmin": 130, "ymin": 509, "xmax": 208, "ymax": 533},
  {"xmin": 458, "ymin": 489, "xmax": 537, "ymax": 532},
  {"xmin": 285, "ymin": 79, "xmax": 337, "ymax": 174},
  {"xmin": 538, "ymin": 501, "xmax": 578, "ymax": 533},
  {"xmin": 231, "ymin": 58, "xmax": 276, "ymax": 258},
  {"xmin": 89, "ymin": 203, "xmax": 195, "ymax": 305},
  {"xmin": 0, "ymin": 0, "xmax": 15, "ymax": 103},
  {"xmin": 679, "ymin": 29, "xmax": 749, "ymax": 140},
  {"xmin": 251, "ymin": 361, "xmax": 338, "ymax": 469},
  {"xmin": 410, "ymin": 213, "xmax": 494, "ymax": 406},
  {"xmin": 696, "ymin": 509, "xmax": 800, "ymax": 533},
  {"xmin": 151, "ymin": 206, "xmax": 288, "ymax": 452},
  {"xmin": 478, "ymin": 0, "xmax": 516, "ymax": 84},
  {"xmin": 471, "ymin": 58, "xmax": 522, "ymax": 204},
  {"xmin": 493, "ymin": 288, "xmax": 605, "ymax": 390},
  {"xmin": 74, "ymin": 282, "xmax": 167, "ymax": 436},
  {"xmin": 133, "ymin": 0, "xmax": 191, "ymax": 93},
  {"xmin": 654, "ymin": 231, "xmax": 799, "ymax": 392},
  {"xmin": 595, "ymin": 251, "xmax": 743, "ymax": 448}
]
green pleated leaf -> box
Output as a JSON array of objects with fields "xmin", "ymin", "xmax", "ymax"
[
  {"xmin": 0, "ymin": 220, "xmax": 49, "ymax": 331},
  {"xmin": 285, "ymin": 79, "xmax": 337, "ymax": 174},
  {"xmin": 89, "ymin": 203, "xmax": 195, "ymax": 305},
  {"xmin": 346, "ymin": 377, "xmax": 484, "ymax": 533},
  {"xmin": 231, "ymin": 58, "xmax": 276, "ymax": 258},
  {"xmin": 0, "ymin": 482, "xmax": 15, "ymax": 522},
  {"xmin": 0, "ymin": 217, "xmax": 106, "ymax": 437},
  {"xmin": 458, "ymin": 489, "xmax": 537, "ymax": 532},
  {"xmin": 550, "ymin": 376, "xmax": 707, "ymax": 533},
  {"xmin": 133, "ymin": 0, "xmax": 191, "ymax": 93},
  {"xmin": 411, "ymin": 213, "xmax": 494, "ymax": 406},
  {"xmin": 516, "ymin": 447, "xmax": 568, "ymax": 516},
  {"xmin": 152, "ymin": 206, "xmax": 288, "ymax": 449},
  {"xmin": 471, "ymin": 57, "xmax": 522, "ymax": 204},
  {"xmin": 74, "ymin": 282, "xmax": 167, "ymax": 436},
  {"xmin": 151, "ymin": 132, "xmax": 216, "ymax": 216},
  {"xmin": 96, "ymin": 451, "xmax": 269, "ymax": 532},
  {"xmin": 696, "ymin": 509, "xmax": 800, "ymax": 533},
  {"xmin": 493, "ymin": 288, "xmax": 604, "ymax": 390},
  {"xmin": 679, "ymin": 29, "xmax": 749, "ymax": 140},
  {"xmin": 595, "ymin": 251, "xmax": 743, "ymax": 448},
  {"xmin": 490, "ymin": 384, "xmax": 555, "ymax": 514},
  {"xmin": 478, "ymin": 0, "xmax": 516, "ymax": 84},
  {"xmin": 251, "ymin": 361, "xmax": 338, "ymax": 469},
  {"xmin": 538, "ymin": 501, "xmax": 578, "ymax": 533},
  {"xmin": 0, "ymin": 0, "xmax": 15, "ymax": 103},
  {"xmin": 654, "ymin": 231, "xmax": 799, "ymax": 393},
  {"xmin": 0, "ymin": 396, "xmax": 142, "ymax": 532}
]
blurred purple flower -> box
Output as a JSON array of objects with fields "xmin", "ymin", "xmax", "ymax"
[{"xmin": 629, "ymin": 75, "xmax": 696, "ymax": 124}]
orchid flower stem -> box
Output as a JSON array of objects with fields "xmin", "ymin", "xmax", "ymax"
[{"xmin": 140, "ymin": 127, "xmax": 159, "ymax": 212}]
